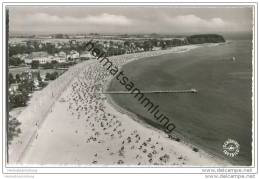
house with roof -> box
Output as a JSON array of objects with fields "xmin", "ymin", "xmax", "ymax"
[
  {"xmin": 67, "ymin": 50, "xmax": 80, "ymax": 62},
  {"xmin": 80, "ymin": 51, "xmax": 93, "ymax": 60},
  {"xmin": 24, "ymin": 51, "xmax": 52, "ymax": 64},
  {"xmin": 54, "ymin": 51, "xmax": 67, "ymax": 63}
]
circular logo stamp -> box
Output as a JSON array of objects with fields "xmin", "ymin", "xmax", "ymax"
[{"xmin": 223, "ymin": 139, "xmax": 240, "ymax": 157}]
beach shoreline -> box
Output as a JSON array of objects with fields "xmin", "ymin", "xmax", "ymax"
[
  {"xmin": 8, "ymin": 60, "xmax": 96, "ymax": 163},
  {"xmin": 9, "ymin": 44, "xmax": 230, "ymax": 166},
  {"xmin": 104, "ymin": 44, "xmax": 231, "ymax": 166}
]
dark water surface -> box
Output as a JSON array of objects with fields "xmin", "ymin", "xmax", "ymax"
[{"xmin": 108, "ymin": 40, "xmax": 252, "ymax": 165}]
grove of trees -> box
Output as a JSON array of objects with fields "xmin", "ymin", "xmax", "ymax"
[
  {"xmin": 9, "ymin": 57, "xmax": 24, "ymax": 66},
  {"xmin": 7, "ymin": 115, "xmax": 21, "ymax": 145},
  {"xmin": 31, "ymin": 60, "xmax": 40, "ymax": 69},
  {"xmin": 45, "ymin": 71, "xmax": 59, "ymax": 81}
]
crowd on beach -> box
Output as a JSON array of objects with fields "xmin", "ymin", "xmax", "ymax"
[
  {"xmin": 10, "ymin": 45, "xmax": 225, "ymax": 165},
  {"xmin": 60, "ymin": 45, "xmax": 215, "ymax": 165}
]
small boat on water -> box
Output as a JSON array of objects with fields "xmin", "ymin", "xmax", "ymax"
[{"xmin": 232, "ymin": 56, "xmax": 236, "ymax": 61}]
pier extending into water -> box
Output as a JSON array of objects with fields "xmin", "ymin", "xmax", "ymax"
[{"xmin": 93, "ymin": 88, "xmax": 198, "ymax": 94}]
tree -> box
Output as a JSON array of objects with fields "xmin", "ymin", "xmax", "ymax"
[
  {"xmin": 42, "ymin": 62, "xmax": 53, "ymax": 69},
  {"xmin": 45, "ymin": 43, "xmax": 58, "ymax": 55},
  {"xmin": 151, "ymin": 39, "xmax": 159, "ymax": 47},
  {"xmin": 9, "ymin": 57, "xmax": 24, "ymax": 66},
  {"xmin": 54, "ymin": 34, "xmax": 64, "ymax": 39},
  {"xmin": 37, "ymin": 72, "xmax": 47, "ymax": 88},
  {"xmin": 31, "ymin": 60, "xmax": 39, "ymax": 69},
  {"xmin": 39, "ymin": 81, "xmax": 47, "ymax": 88},
  {"xmin": 45, "ymin": 73, "xmax": 51, "ymax": 81},
  {"xmin": 160, "ymin": 40, "xmax": 167, "ymax": 50},
  {"xmin": 15, "ymin": 74, "xmax": 21, "ymax": 83},
  {"xmin": 124, "ymin": 40, "xmax": 130, "ymax": 47},
  {"xmin": 51, "ymin": 60, "xmax": 58, "ymax": 65},
  {"xmin": 9, "ymin": 92, "xmax": 29, "ymax": 108},
  {"xmin": 37, "ymin": 72, "xmax": 42, "ymax": 82},
  {"xmin": 18, "ymin": 80, "xmax": 34, "ymax": 93},
  {"xmin": 50, "ymin": 71, "xmax": 59, "ymax": 80},
  {"xmin": 45, "ymin": 72, "xmax": 59, "ymax": 81},
  {"xmin": 7, "ymin": 116, "xmax": 21, "ymax": 145},
  {"xmin": 8, "ymin": 73, "xmax": 15, "ymax": 85},
  {"xmin": 143, "ymin": 40, "xmax": 153, "ymax": 51}
]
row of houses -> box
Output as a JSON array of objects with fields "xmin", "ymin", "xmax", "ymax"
[
  {"xmin": 14, "ymin": 50, "xmax": 94, "ymax": 65},
  {"xmin": 10, "ymin": 37, "xmax": 189, "ymax": 65}
]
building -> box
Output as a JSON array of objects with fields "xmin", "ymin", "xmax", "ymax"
[
  {"xmin": 52, "ymin": 56, "xmax": 66, "ymax": 63},
  {"xmin": 24, "ymin": 58, "xmax": 32, "ymax": 64},
  {"xmin": 58, "ymin": 51, "xmax": 66, "ymax": 58},
  {"xmin": 33, "ymin": 56, "xmax": 53, "ymax": 64},
  {"xmin": 80, "ymin": 51, "xmax": 94, "ymax": 60},
  {"xmin": 54, "ymin": 51, "xmax": 67, "ymax": 63},
  {"xmin": 152, "ymin": 47, "xmax": 161, "ymax": 51},
  {"xmin": 24, "ymin": 51, "xmax": 52, "ymax": 64},
  {"xmin": 67, "ymin": 50, "xmax": 80, "ymax": 61}
]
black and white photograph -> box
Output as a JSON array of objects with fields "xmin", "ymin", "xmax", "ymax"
[{"xmin": 1, "ymin": 0, "xmax": 259, "ymax": 178}]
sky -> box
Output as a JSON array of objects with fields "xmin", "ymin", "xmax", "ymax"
[{"xmin": 8, "ymin": 6, "xmax": 253, "ymax": 35}]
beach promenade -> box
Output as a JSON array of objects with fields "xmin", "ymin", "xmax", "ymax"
[{"xmin": 9, "ymin": 45, "xmax": 229, "ymax": 165}]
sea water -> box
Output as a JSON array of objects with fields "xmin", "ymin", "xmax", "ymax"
[{"xmin": 108, "ymin": 39, "xmax": 253, "ymax": 165}]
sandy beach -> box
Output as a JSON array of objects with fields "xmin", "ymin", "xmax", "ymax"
[{"xmin": 9, "ymin": 45, "xmax": 230, "ymax": 166}]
